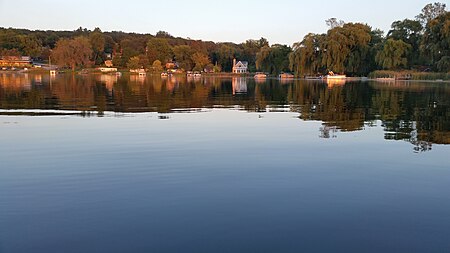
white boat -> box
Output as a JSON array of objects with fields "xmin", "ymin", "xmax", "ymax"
[
  {"xmin": 193, "ymin": 72, "xmax": 202, "ymax": 78},
  {"xmin": 326, "ymin": 71, "xmax": 346, "ymax": 79},
  {"xmin": 161, "ymin": 72, "xmax": 169, "ymax": 77},
  {"xmin": 254, "ymin": 72, "xmax": 267, "ymax": 79}
]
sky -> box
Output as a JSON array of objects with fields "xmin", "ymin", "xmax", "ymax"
[{"xmin": 0, "ymin": 0, "xmax": 442, "ymax": 45}]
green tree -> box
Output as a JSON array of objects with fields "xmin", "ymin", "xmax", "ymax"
[
  {"xmin": 321, "ymin": 23, "xmax": 372, "ymax": 74},
  {"xmin": 241, "ymin": 38, "xmax": 268, "ymax": 72},
  {"xmin": 89, "ymin": 28, "xmax": 105, "ymax": 65},
  {"xmin": 289, "ymin": 33, "xmax": 325, "ymax": 76},
  {"xmin": 421, "ymin": 11, "xmax": 450, "ymax": 71},
  {"xmin": 256, "ymin": 44, "xmax": 292, "ymax": 75},
  {"xmin": 173, "ymin": 45, "xmax": 194, "ymax": 70},
  {"xmin": 416, "ymin": 2, "xmax": 447, "ymax": 26},
  {"xmin": 127, "ymin": 56, "xmax": 141, "ymax": 70},
  {"xmin": 387, "ymin": 19, "xmax": 423, "ymax": 66},
  {"xmin": 51, "ymin": 36, "xmax": 92, "ymax": 71},
  {"xmin": 216, "ymin": 44, "xmax": 239, "ymax": 72},
  {"xmin": 19, "ymin": 35, "xmax": 42, "ymax": 58},
  {"xmin": 256, "ymin": 45, "xmax": 271, "ymax": 71},
  {"xmin": 376, "ymin": 39, "xmax": 412, "ymax": 70}
]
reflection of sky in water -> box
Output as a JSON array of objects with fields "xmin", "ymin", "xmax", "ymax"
[{"xmin": 0, "ymin": 110, "xmax": 449, "ymax": 253}]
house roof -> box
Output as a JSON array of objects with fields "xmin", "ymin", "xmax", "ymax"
[{"xmin": 234, "ymin": 61, "xmax": 248, "ymax": 67}]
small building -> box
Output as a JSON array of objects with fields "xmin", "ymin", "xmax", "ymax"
[
  {"xmin": 232, "ymin": 59, "xmax": 248, "ymax": 74},
  {"xmin": 0, "ymin": 56, "xmax": 33, "ymax": 68}
]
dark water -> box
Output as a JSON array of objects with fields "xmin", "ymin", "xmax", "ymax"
[{"xmin": 0, "ymin": 73, "xmax": 449, "ymax": 253}]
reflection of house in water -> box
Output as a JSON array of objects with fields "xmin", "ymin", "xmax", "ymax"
[
  {"xmin": 34, "ymin": 75, "xmax": 42, "ymax": 84},
  {"xmin": 129, "ymin": 74, "xmax": 145, "ymax": 85},
  {"xmin": 99, "ymin": 74, "xmax": 118, "ymax": 91},
  {"xmin": 232, "ymin": 77, "xmax": 247, "ymax": 95},
  {"xmin": 0, "ymin": 73, "xmax": 32, "ymax": 91},
  {"xmin": 320, "ymin": 125, "xmax": 338, "ymax": 138}
]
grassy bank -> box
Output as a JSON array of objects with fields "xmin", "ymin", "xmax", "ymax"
[{"xmin": 369, "ymin": 70, "xmax": 450, "ymax": 80}]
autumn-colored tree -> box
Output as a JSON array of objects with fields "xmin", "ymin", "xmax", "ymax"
[
  {"xmin": 51, "ymin": 36, "xmax": 92, "ymax": 71},
  {"xmin": 146, "ymin": 38, "xmax": 172, "ymax": 64},
  {"xmin": 191, "ymin": 52, "xmax": 210, "ymax": 71},
  {"xmin": 151, "ymin": 60, "xmax": 163, "ymax": 72}
]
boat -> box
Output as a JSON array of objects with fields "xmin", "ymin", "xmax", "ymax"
[
  {"xmin": 326, "ymin": 71, "xmax": 346, "ymax": 79},
  {"xmin": 279, "ymin": 73, "xmax": 294, "ymax": 79},
  {"xmin": 376, "ymin": 77, "xmax": 396, "ymax": 82},
  {"xmin": 254, "ymin": 72, "xmax": 267, "ymax": 79},
  {"xmin": 193, "ymin": 71, "xmax": 202, "ymax": 78},
  {"xmin": 305, "ymin": 76, "xmax": 323, "ymax": 80},
  {"xmin": 186, "ymin": 71, "xmax": 194, "ymax": 77},
  {"xmin": 161, "ymin": 72, "xmax": 169, "ymax": 77}
]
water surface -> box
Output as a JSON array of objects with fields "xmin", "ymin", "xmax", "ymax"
[{"xmin": 0, "ymin": 73, "xmax": 449, "ymax": 253}]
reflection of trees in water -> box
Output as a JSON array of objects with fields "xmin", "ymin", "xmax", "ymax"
[{"xmin": 0, "ymin": 74, "xmax": 448, "ymax": 149}]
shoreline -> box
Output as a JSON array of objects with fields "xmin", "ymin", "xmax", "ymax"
[{"xmin": 1, "ymin": 69, "xmax": 449, "ymax": 83}]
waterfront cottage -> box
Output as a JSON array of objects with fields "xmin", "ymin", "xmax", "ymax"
[
  {"xmin": 0, "ymin": 56, "xmax": 33, "ymax": 68},
  {"xmin": 232, "ymin": 59, "xmax": 248, "ymax": 74}
]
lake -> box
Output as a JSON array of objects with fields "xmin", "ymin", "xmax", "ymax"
[{"xmin": 0, "ymin": 73, "xmax": 449, "ymax": 253}]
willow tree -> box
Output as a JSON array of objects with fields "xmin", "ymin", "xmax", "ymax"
[
  {"xmin": 375, "ymin": 39, "xmax": 411, "ymax": 70},
  {"xmin": 255, "ymin": 45, "xmax": 271, "ymax": 71},
  {"xmin": 51, "ymin": 37, "xmax": 92, "ymax": 71},
  {"xmin": 289, "ymin": 33, "xmax": 324, "ymax": 76},
  {"xmin": 321, "ymin": 23, "xmax": 372, "ymax": 74}
]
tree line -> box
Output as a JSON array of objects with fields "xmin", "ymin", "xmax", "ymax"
[
  {"xmin": 0, "ymin": 2, "xmax": 448, "ymax": 75},
  {"xmin": 290, "ymin": 3, "xmax": 449, "ymax": 76}
]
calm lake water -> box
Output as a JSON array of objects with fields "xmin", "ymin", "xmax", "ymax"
[{"xmin": 0, "ymin": 73, "xmax": 449, "ymax": 253}]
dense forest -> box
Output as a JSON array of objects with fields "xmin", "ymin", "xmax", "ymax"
[{"xmin": 0, "ymin": 2, "xmax": 448, "ymax": 76}]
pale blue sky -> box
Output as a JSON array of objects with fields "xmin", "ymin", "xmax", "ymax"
[{"xmin": 0, "ymin": 0, "xmax": 442, "ymax": 45}]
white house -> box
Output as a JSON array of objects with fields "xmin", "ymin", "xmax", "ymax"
[{"xmin": 232, "ymin": 59, "xmax": 248, "ymax": 74}]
